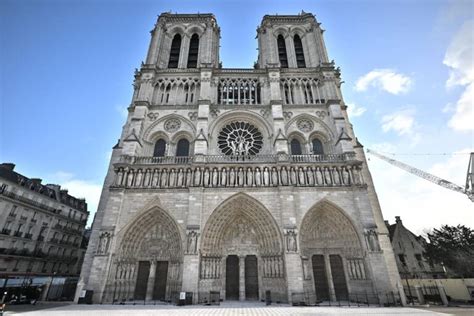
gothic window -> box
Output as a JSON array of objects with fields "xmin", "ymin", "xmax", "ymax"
[
  {"xmin": 217, "ymin": 122, "xmax": 263, "ymax": 155},
  {"xmin": 187, "ymin": 34, "xmax": 199, "ymax": 68},
  {"xmin": 312, "ymin": 138, "xmax": 324, "ymax": 155},
  {"xmin": 153, "ymin": 139, "xmax": 166, "ymax": 157},
  {"xmin": 176, "ymin": 139, "xmax": 190, "ymax": 157},
  {"xmin": 277, "ymin": 35, "xmax": 288, "ymax": 68},
  {"xmin": 168, "ymin": 34, "xmax": 182, "ymax": 68},
  {"xmin": 294, "ymin": 34, "xmax": 306, "ymax": 68},
  {"xmin": 290, "ymin": 138, "xmax": 302, "ymax": 155}
]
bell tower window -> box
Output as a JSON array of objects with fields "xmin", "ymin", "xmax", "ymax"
[
  {"xmin": 294, "ymin": 34, "xmax": 306, "ymax": 68},
  {"xmin": 168, "ymin": 34, "xmax": 182, "ymax": 69},
  {"xmin": 187, "ymin": 34, "xmax": 199, "ymax": 68},
  {"xmin": 277, "ymin": 35, "xmax": 288, "ymax": 68}
]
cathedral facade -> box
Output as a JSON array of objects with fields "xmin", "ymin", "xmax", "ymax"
[{"xmin": 77, "ymin": 12, "xmax": 403, "ymax": 304}]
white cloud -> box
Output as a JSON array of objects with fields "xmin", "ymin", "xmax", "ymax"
[
  {"xmin": 368, "ymin": 149, "xmax": 474, "ymax": 236},
  {"xmin": 381, "ymin": 110, "xmax": 415, "ymax": 136},
  {"xmin": 346, "ymin": 103, "xmax": 367, "ymax": 118},
  {"xmin": 355, "ymin": 69, "xmax": 412, "ymax": 94},
  {"xmin": 50, "ymin": 172, "xmax": 102, "ymax": 227},
  {"xmin": 443, "ymin": 20, "xmax": 474, "ymax": 132}
]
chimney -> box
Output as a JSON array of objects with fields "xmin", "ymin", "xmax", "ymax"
[
  {"xmin": 1, "ymin": 163, "xmax": 15, "ymax": 171},
  {"xmin": 31, "ymin": 178, "xmax": 42, "ymax": 184},
  {"xmin": 384, "ymin": 220, "xmax": 389, "ymax": 226},
  {"xmin": 395, "ymin": 216, "xmax": 401, "ymax": 223}
]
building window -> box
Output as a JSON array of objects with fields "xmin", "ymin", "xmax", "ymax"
[
  {"xmin": 153, "ymin": 139, "xmax": 166, "ymax": 157},
  {"xmin": 290, "ymin": 139, "xmax": 302, "ymax": 155},
  {"xmin": 187, "ymin": 33, "xmax": 199, "ymax": 68},
  {"xmin": 398, "ymin": 254, "xmax": 407, "ymax": 266},
  {"xmin": 176, "ymin": 139, "xmax": 190, "ymax": 157},
  {"xmin": 277, "ymin": 35, "xmax": 288, "ymax": 68},
  {"xmin": 168, "ymin": 34, "xmax": 182, "ymax": 68},
  {"xmin": 312, "ymin": 138, "xmax": 324, "ymax": 155},
  {"xmin": 294, "ymin": 34, "xmax": 306, "ymax": 68}
]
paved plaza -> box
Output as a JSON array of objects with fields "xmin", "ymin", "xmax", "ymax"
[{"xmin": 3, "ymin": 302, "xmax": 473, "ymax": 316}]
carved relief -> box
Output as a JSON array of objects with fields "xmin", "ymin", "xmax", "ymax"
[
  {"xmin": 283, "ymin": 111, "xmax": 293, "ymax": 120},
  {"xmin": 348, "ymin": 258, "xmax": 366, "ymax": 280},
  {"xmin": 284, "ymin": 229, "xmax": 298, "ymax": 252},
  {"xmin": 164, "ymin": 118, "xmax": 181, "ymax": 132},
  {"xmin": 97, "ymin": 231, "xmax": 112, "ymax": 255},
  {"xmin": 188, "ymin": 112, "xmax": 198, "ymax": 121},
  {"xmin": 315, "ymin": 110, "xmax": 326, "ymax": 119},
  {"xmin": 186, "ymin": 229, "xmax": 199, "ymax": 254},
  {"xmin": 147, "ymin": 112, "xmax": 159, "ymax": 121},
  {"xmin": 364, "ymin": 229, "xmax": 381, "ymax": 252}
]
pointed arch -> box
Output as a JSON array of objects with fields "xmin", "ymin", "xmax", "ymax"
[
  {"xmin": 299, "ymin": 199, "xmax": 364, "ymax": 257},
  {"xmin": 200, "ymin": 193, "xmax": 283, "ymax": 256},
  {"xmin": 277, "ymin": 34, "xmax": 288, "ymax": 68},
  {"xmin": 117, "ymin": 206, "xmax": 183, "ymax": 261},
  {"xmin": 294, "ymin": 34, "xmax": 306, "ymax": 68},
  {"xmin": 187, "ymin": 33, "xmax": 199, "ymax": 68},
  {"xmin": 168, "ymin": 34, "xmax": 182, "ymax": 68}
]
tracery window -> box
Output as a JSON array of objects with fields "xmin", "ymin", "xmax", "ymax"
[
  {"xmin": 187, "ymin": 34, "xmax": 199, "ymax": 68},
  {"xmin": 290, "ymin": 138, "xmax": 302, "ymax": 155},
  {"xmin": 218, "ymin": 122, "xmax": 263, "ymax": 156},
  {"xmin": 294, "ymin": 34, "xmax": 306, "ymax": 68},
  {"xmin": 168, "ymin": 34, "xmax": 182, "ymax": 68},
  {"xmin": 277, "ymin": 35, "xmax": 288, "ymax": 68},
  {"xmin": 312, "ymin": 138, "xmax": 324, "ymax": 155},
  {"xmin": 153, "ymin": 139, "xmax": 166, "ymax": 157},
  {"xmin": 176, "ymin": 139, "xmax": 190, "ymax": 157}
]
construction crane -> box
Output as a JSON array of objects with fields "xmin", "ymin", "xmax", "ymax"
[{"xmin": 366, "ymin": 149, "xmax": 474, "ymax": 202}]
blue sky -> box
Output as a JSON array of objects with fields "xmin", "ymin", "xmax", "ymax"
[{"xmin": 1, "ymin": 0, "xmax": 473, "ymax": 232}]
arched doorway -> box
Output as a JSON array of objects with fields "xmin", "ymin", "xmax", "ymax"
[
  {"xmin": 199, "ymin": 194, "xmax": 286, "ymax": 301},
  {"xmin": 104, "ymin": 207, "xmax": 183, "ymax": 303},
  {"xmin": 300, "ymin": 200, "xmax": 365, "ymax": 302}
]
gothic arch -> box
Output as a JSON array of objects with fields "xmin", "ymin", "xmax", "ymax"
[
  {"xmin": 143, "ymin": 114, "xmax": 196, "ymax": 142},
  {"xmin": 184, "ymin": 25, "xmax": 205, "ymax": 37},
  {"xmin": 117, "ymin": 206, "xmax": 183, "ymax": 261},
  {"xmin": 167, "ymin": 25, "xmax": 186, "ymax": 38},
  {"xmin": 299, "ymin": 199, "xmax": 364, "ymax": 257},
  {"xmin": 288, "ymin": 26, "xmax": 306, "ymax": 38},
  {"xmin": 200, "ymin": 193, "xmax": 283, "ymax": 256},
  {"xmin": 285, "ymin": 114, "xmax": 334, "ymax": 141}
]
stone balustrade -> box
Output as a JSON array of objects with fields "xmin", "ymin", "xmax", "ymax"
[{"xmin": 112, "ymin": 154, "xmax": 364, "ymax": 189}]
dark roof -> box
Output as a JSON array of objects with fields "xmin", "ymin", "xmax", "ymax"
[{"xmin": 0, "ymin": 163, "xmax": 87, "ymax": 212}]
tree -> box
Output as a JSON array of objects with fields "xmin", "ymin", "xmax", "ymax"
[{"xmin": 424, "ymin": 225, "xmax": 474, "ymax": 278}]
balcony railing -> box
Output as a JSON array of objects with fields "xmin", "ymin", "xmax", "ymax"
[
  {"xmin": 112, "ymin": 153, "xmax": 364, "ymax": 190},
  {"xmin": 118, "ymin": 153, "xmax": 356, "ymax": 166},
  {"xmin": 1, "ymin": 229, "xmax": 11, "ymax": 235}
]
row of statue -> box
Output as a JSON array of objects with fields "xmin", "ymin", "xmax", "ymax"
[
  {"xmin": 262, "ymin": 256, "xmax": 284, "ymax": 278},
  {"xmin": 113, "ymin": 164, "xmax": 364, "ymax": 189},
  {"xmin": 347, "ymin": 258, "xmax": 366, "ymax": 280},
  {"xmin": 200, "ymin": 257, "xmax": 222, "ymax": 279}
]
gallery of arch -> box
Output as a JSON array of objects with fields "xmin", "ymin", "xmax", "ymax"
[{"xmin": 77, "ymin": 12, "xmax": 403, "ymax": 304}]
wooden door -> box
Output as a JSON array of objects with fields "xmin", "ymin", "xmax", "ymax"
[
  {"xmin": 153, "ymin": 261, "xmax": 168, "ymax": 301},
  {"xmin": 134, "ymin": 261, "xmax": 150, "ymax": 300},
  {"xmin": 330, "ymin": 255, "xmax": 348, "ymax": 300},
  {"xmin": 226, "ymin": 255, "xmax": 239, "ymax": 300},
  {"xmin": 245, "ymin": 255, "xmax": 258, "ymax": 300},
  {"xmin": 312, "ymin": 255, "xmax": 329, "ymax": 301}
]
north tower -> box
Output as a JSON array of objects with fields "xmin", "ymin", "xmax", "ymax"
[{"xmin": 77, "ymin": 12, "xmax": 404, "ymax": 305}]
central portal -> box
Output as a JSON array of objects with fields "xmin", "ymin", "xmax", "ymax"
[{"xmin": 226, "ymin": 255, "xmax": 239, "ymax": 300}]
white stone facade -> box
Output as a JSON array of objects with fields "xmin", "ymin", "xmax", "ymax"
[{"xmin": 77, "ymin": 12, "xmax": 404, "ymax": 305}]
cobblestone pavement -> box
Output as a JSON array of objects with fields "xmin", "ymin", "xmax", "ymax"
[{"xmin": 4, "ymin": 302, "xmax": 468, "ymax": 316}]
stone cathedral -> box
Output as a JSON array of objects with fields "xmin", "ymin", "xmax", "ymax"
[{"xmin": 77, "ymin": 12, "xmax": 403, "ymax": 304}]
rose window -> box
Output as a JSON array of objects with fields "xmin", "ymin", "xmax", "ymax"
[{"xmin": 217, "ymin": 121, "xmax": 263, "ymax": 155}]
